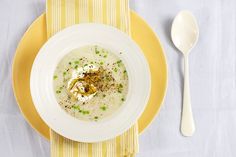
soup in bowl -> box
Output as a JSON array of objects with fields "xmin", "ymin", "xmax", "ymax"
[{"xmin": 53, "ymin": 45, "xmax": 128, "ymax": 121}]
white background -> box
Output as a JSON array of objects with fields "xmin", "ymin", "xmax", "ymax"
[{"xmin": 0, "ymin": 0, "xmax": 236, "ymax": 157}]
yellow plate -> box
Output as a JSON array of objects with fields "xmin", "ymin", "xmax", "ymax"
[{"xmin": 12, "ymin": 11, "xmax": 167, "ymax": 140}]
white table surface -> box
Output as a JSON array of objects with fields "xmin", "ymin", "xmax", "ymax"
[{"xmin": 1, "ymin": 0, "xmax": 236, "ymax": 156}]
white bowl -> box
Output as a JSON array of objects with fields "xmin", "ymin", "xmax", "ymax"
[{"xmin": 30, "ymin": 24, "xmax": 151, "ymax": 142}]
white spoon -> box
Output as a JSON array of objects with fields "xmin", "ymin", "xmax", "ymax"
[{"xmin": 171, "ymin": 10, "xmax": 199, "ymax": 136}]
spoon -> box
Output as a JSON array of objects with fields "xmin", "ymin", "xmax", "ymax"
[{"xmin": 171, "ymin": 10, "xmax": 199, "ymax": 136}]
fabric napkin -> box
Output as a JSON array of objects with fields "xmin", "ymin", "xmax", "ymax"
[{"xmin": 46, "ymin": 0, "xmax": 139, "ymax": 156}]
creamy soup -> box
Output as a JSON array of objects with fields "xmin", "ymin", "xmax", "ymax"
[{"xmin": 53, "ymin": 45, "xmax": 128, "ymax": 121}]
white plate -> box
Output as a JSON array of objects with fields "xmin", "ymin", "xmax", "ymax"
[{"xmin": 30, "ymin": 24, "xmax": 151, "ymax": 142}]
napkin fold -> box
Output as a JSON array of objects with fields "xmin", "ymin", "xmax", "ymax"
[{"xmin": 46, "ymin": 0, "xmax": 138, "ymax": 156}]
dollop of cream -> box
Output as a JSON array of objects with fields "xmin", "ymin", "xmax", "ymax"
[{"xmin": 67, "ymin": 64, "xmax": 98, "ymax": 102}]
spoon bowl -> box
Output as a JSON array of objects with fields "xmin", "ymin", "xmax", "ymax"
[{"xmin": 171, "ymin": 11, "xmax": 199, "ymax": 55}]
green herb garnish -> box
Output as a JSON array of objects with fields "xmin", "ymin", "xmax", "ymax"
[
  {"xmin": 72, "ymin": 105, "xmax": 80, "ymax": 110},
  {"xmin": 63, "ymin": 72, "xmax": 67, "ymax": 76},
  {"xmin": 100, "ymin": 62, "xmax": 104, "ymax": 65},
  {"xmin": 100, "ymin": 105, "xmax": 107, "ymax": 111},
  {"xmin": 74, "ymin": 60, "xmax": 80, "ymax": 64},
  {"xmin": 56, "ymin": 90, "xmax": 61, "ymax": 94},
  {"xmin": 95, "ymin": 47, "xmax": 99, "ymax": 54},
  {"xmin": 74, "ymin": 65, "xmax": 78, "ymax": 69},
  {"xmin": 69, "ymin": 62, "xmax": 72, "ymax": 65},
  {"xmin": 121, "ymin": 97, "xmax": 125, "ymax": 101},
  {"xmin": 94, "ymin": 116, "xmax": 98, "ymax": 120},
  {"xmin": 82, "ymin": 110, "xmax": 90, "ymax": 115},
  {"xmin": 117, "ymin": 84, "xmax": 123, "ymax": 93},
  {"xmin": 117, "ymin": 60, "xmax": 122, "ymax": 64},
  {"xmin": 53, "ymin": 75, "xmax": 58, "ymax": 80},
  {"xmin": 113, "ymin": 67, "xmax": 118, "ymax": 72},
  {"xmin": 116, "ymin": 60, "xmax": 122, "ymax": 67}
]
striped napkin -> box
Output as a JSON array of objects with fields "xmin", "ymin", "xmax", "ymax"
[{"xmin": 46, "ymin": 0, "xmax": 139, "ymax": 156}]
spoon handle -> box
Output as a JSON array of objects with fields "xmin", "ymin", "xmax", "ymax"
[{"xmin": 181, "ymin": 55, "xmax": 195, "ymax": 136}]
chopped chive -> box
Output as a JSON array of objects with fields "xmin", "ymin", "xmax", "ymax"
[
  {"xmin": 121, "ymin": 98, "xmax": 125, "ymax": 101},
  {"xmin": 90, "ymin": 61, "xmax": 94, "ymax": 64},
  {"xmin": 113, "ymin": 67, "xmax": 118, "ymax": 72},
  {"xmin": 82, "ymin": 110, "xmax": 90, "ymax": 115},
  {"xmin": 59, "ymin": 86, "xmax": 63, "ymax": 90},
  {"xmin": 117, "ymin": 84, "xmax": 123, "ymax": 93},
  {"xmin": 95, "ymin": 47, "xmax": 99, "ymax": 54},
  {"xmin": 69, "ymin": 62, "xmax": 72, "ymax": 65},
  {"xmin": 72, "ymin": 105, "xmax": 80, "ymax": 110},
  {"xmin": 63, "ymin": 72, "xmax": 67, "ymax": 76},
  {"xmin": 123, "ymin": 70, "xmax": 127, "ymax": 74},
  {"xmin": 74, "ymin": 65, "xmax": 78, "ymax": 69},
  {"xmin": 116, "ymin": 60, "xmax": 122, "ymax": 67},
  {"xmin": 94, "ymin": 116, "xmax": 98, "ymax": 120},
  {"xmin": 53, "ymin": 75, "xmax": 58, "ymax": 80},
  {"xmin": 74, "ymin": 60, "xmax": 80, "ymax": 64},
  {"xmin": 104, "ymin": 55, "xmax": 107, "ymax": 58},
  {"xmin": 100, "ymin": 62, "xmax": 104, "ymax": 65},
  {"xmin": 56, "ymin": 90, "xmax": 61, "ymax": 94},
  {"xmin": 84, "ymin": 64, "xmax": 88, "ymax": 67},
  {"xmin": 100, "ymin": 105, "xmax": 107, "ymax": 111},
  {"xmin": 117, "ymin": 60, "xmax": 122, "ymax": 64},
  {"xmin": 102, "ymin": 94, "xmax": 106, "ymax": 98}
]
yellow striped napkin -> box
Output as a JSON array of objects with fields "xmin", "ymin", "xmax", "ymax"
[{"xmin": 46, "ymin": 0, "xmax": 139, "ymax": 156}]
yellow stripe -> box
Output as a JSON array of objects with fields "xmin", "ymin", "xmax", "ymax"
[
  {"xmin": 59, "ymin": 135, "xmax": 64, "ymax": 157},
  {"xmin": 88, "ymin": 144, "xmax": 92, "ymax": 157},
  {"xmin": 126, "ymin": 0, "xmax": 131, "ymax": 35},
  {"xmin": 75, "ymin": 0, "xmax": 79, "ymax": 23},
  {"xmin": 116, "ymin": 0, "xmax": 120, "ymax": 29},
  {"xmin": 46, "ymin": 0, "xmax": 52, "ymax": 38},
  {"xmin": 116, "ymin": 136, "xmax": 121, "ymax": 157},
  {"xmin": 102, "ymin": 142, "xmax": 107, "ymax": 157},
  {"xmin": 73, "ymin": 142, "xmax": 78, "ymax": 157},
  {"xmin": 61, "ymin": 0, "xmax": 66, "ymax": 28},
  {"xmin": 102, "ymin": 0, "xmax": 107, "ymax": 24},
  {"xmin": 88, "ymin": 0, "xmax": 93, "ymax": 22}
]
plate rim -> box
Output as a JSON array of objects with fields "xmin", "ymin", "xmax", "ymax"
[{"xmin": 12, "ymin": 10, "xmax": 168, "ymax": 140}]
